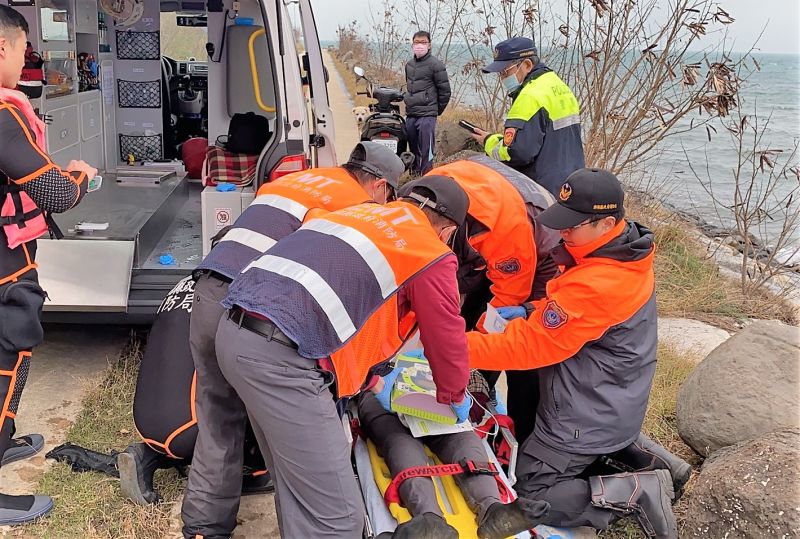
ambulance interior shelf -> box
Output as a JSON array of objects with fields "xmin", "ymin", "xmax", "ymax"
[{"xmin": 42, "ymin": 51, "xmax": 75, "ymax": 99}]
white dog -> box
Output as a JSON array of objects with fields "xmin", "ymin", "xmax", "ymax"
[{"xmin": 352, "ymin": 106, "xmax": 369, "ymax": 129}]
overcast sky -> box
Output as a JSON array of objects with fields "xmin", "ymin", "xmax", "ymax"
[{"xmin": 311, "ymin": 0, "xmax": 800, "ymax": 55}]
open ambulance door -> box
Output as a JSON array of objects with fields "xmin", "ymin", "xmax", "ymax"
[{"xmin": 297, "ymin": 0, "xmax": 336, "ymax": 167}]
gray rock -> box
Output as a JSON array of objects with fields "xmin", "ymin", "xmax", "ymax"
[
  {"xmin": 677, "ymin": 320, "xmax": 800, "ymax": 456},
  {"xmin": 682, "ymin": 428, "xmax": 800, "ymax": 538},
  {"xmin": 434, "ymin": 121, "xmax": 481, "ymax": 161},
  {"xmin": 658, "ymin": 318, "xmax": 731, "ymax": 359}
]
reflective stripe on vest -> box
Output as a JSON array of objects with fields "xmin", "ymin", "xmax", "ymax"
[
  {"xmin": 197, "ymin": 168, "xmax": 371, "ymax": 280},
  {"xmin": 245, "ymin": 253, "xmax": 358, "ymax": 341},
  {"xmin": 226, "ymin": 201, "xmax": 452, "ymax": 396},
  {"xmin": 249, "ymin": 193, "xmax": 309, "ymax": 221},
  {"xmin": 507, "ymin": 71, "xmax": 581, "ymax": 124},
  {"xmin": 302, "ymin": 218, "xmax": 398, "ymax": 298},
  {"xmin": 217, "ymin": 228, "xmax": 277, "ymax": 253}
]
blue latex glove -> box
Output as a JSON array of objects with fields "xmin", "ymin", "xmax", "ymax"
[
  {"xmin": 496, "ymin": 306, "xmax": 527, "ymax": 321},
  {"xmin": 451, "ymin": 394, "xmax": 473, "ymax": 424},
  {"xmin": 401, "ymin": 348, "xmax": 426, "ymax": 359},
  {"xmin": 215, "ymin": 182, "xmax": 236, "ymax": 192},
  {"xmin": 374, "ymin": 366, "xmax": 403, "ymax": 412}
]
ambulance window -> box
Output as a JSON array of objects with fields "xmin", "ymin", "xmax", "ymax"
[{"xmin": 161, "ymin": 13, "xmax": 207, "ymax": 60}]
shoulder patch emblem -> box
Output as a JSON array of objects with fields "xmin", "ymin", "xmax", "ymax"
[
  {"xmin": 495, "ymin": 257, "xmax": 521, "ymax": 274},
  {"xmin": 503, "ymin": 128, "xmax": 517, "ymax": 146},
  {"xmin": 542, "ymin": 300, "xmax": 568, "ymax": 329}
]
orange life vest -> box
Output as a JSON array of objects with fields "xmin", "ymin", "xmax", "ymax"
[{"xmin": 226, "ymin": 201, "xmax": 453, "ymax": 396}]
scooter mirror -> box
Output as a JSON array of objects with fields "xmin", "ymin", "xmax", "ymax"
[
  {"xmin": 399, "ymin": 151, "xmax": 415, "ymax": 171},
  {"xmin": 353, "ymin": 66, "xmax": 365, "ymax": 79}
]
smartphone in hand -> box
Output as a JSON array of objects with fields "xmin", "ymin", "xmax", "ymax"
[{"xmin": 458, "ymin": 120, "xmax": 483, "ymax": 134}]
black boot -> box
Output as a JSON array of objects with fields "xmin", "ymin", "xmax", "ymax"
[
  {"xmin": 392, "ymin": 513, "xmax": 458, "ymax": 539},
  {"xmin": 117, "ymin": 443, "xmax": 172, "ymax": 505},
  {"xmin": 241, "ymin": 471, "xmax": 275, "ymax": 496},
  {"xmin": 589, "ymin": 469, "xmax": 677, "ymax": 539},
  {"xmin": 609, "ymin": 433, "xmax": 692, "ymax": 499},
  {"xmin": 477, "ymin": 498, "xmax": 550, "ymax": 539}
]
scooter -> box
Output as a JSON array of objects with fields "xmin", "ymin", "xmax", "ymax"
[{"xmin": 353, "ymin": 66, "xmax": 409, "ymax": 158}]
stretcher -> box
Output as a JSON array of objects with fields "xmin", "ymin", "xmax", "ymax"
[{"xmin": 349, "ymin": 405, "xmax": 590, "ymax": 539}]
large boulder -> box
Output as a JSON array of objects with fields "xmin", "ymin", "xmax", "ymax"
[
  {"xmin": 435, "ymin": 121, "xmax": 481, "ymax": 161},
  {"xmin": 677, "ymin": 320, "xmax": 799, "ymax": 456},
  {"xmin": 682, "ymin": 427, "xmax": 800, "ymax": 538}
]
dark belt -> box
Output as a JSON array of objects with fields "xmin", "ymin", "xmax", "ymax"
[
  {"xmin": 229, "ymin": 307, "xmax": 298, "ymax": 349},
  {"xmin": 194, "ymin": 269, "xmax": 233, "ymax": 284}
]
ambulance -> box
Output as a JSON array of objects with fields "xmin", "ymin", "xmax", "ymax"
[{"xmin": 3, "ymin": 0, "xmax": 334, "ymax": 321}]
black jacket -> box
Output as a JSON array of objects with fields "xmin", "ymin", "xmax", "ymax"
[{"xmin": 404, "ymin": 52, "xmax": 451, "ymax": 118}]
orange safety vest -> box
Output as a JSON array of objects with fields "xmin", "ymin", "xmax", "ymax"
[
  {"xmin": 226, "ymin": 201, "xmax": 453, "ymax": 397},
  {"xmin": 198, "ymin": 167, "xmax": 372, "ymax": 280},
  {"xmin": 429, "ymin": 159, "xmax": 540, "ymax": 306}
]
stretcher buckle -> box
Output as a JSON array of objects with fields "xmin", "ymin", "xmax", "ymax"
[{"xmin": 460, "ymin": 459, "xmax": 498, "ymax": 476}]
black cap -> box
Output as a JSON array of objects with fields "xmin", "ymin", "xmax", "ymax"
[
  {"xmin": 346, "ymin": 142, "xmax": 405, "ymax": 189},
  {"xmin": 398, "ymin": 175, "xmax": 469, "ymax": 225},
  {"xmin": 483, "ymin": 36, "xmax": 537, "ymax": 73},
  {"xmin": 538, "ymin": 168, "xmax": 625, "ymax": 230}
]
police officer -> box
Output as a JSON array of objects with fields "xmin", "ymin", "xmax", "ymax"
[
  {"xmin": 470, "ymin": 36, "xmax": 585, "ymax": 196},
  {"xmin": 0, "ymin": 5, "xmax": 96, "ymax": 524},
  {"xmin": 465, "ymin": 169, "xmax": 688, "ymax": 538},
  {"xmin": 215, "ymin": 176, "xmax": 472, "ymax": 538},
  {"xmin": 181, "ymin": 142, "xmax": 404, "ymax": 539}
]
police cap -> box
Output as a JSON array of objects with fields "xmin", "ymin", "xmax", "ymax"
[
  {"xmin": 482, "ymin": 36, "xmax": 538, "ymax": 73},
  {"xmin": 538, "ymin": 168, "xmax": 625, "ymax": 230}
]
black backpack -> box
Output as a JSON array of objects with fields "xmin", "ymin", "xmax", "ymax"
[{"xmin": 225, "ymin": 112, "xmax": 271, "ymax": 155}]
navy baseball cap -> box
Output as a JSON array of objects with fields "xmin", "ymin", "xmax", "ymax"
[
  {"xmin": 483, "ymin": 36, "xmax": 537, "ymax": 73},
  {"xmin": 399, "ymin": 176, "xmax": 470, "ymax": 225},
  {"xmin": 538, "ymin": 168, "xmax": 625, "ymax": 230}
]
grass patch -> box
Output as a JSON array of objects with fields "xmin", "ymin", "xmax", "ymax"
[
  {"xmin": 19, "ymin": 334, "xmax": 183, "ymax": 539},
  {"xmin": 626, "ymin": 198, "xmax": 796, "ymax": 327}
]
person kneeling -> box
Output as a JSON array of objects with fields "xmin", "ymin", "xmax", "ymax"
[{"xmin": 358, "ymin": 391, "xmax": 549, "ymax": 539}]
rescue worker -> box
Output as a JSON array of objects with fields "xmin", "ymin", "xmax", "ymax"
[
  {"xmin": 215, "ymin": 176, "xmax": 472, "ymax": 538},
  {"xmin": 470, "ymin": 36, "xmax": 585, "ymax": 196},
  {"xmin": 119, "ymin": 276, "xmax": 272, "ymax": 506},
  {"xmin": 0, "ymin": 4, "xmax": 96, "ymax": 524},
  {"xmin": 465, "ymin": 168, "xmax": 686, "ymax": 538},
  {"xmin": 181, "ymin": 142, "xmax": 405, "ymax": 539},
  {"xmin": 409, "ymin": 153, "xmax": 561, "ymax": 443}
]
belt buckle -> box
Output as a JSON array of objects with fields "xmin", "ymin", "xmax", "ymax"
[{"xmin": 461, "ymin": 459, "xmax": 498, "ymax": 476}]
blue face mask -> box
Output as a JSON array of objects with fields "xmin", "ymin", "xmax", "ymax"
[{"xmin": 501, "ymin": 63, "xmax": 522, "ymax": 94}]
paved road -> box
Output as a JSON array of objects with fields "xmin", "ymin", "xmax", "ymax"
[{"xmin": 322, "ymin": 49, "xmax": 360, "ymax": 162}]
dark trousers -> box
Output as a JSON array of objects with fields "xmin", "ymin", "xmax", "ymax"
[
  {"xmin": 406, "ymin": 116, "xmax": 437, "ymax": 175},
  {"xmin": 515, "ymin": 436, "xmax": 616, "ymax": 530},
  {"xmin": 358, "ymin": 392, "xmax": 499, "ymax": 522},
  {"xmin": 182, "ymin": 275, "xmax": 248, "ymax": 539},
  {"xmin": 215, "ymin": 315, "xmax": 365, "ymax": 538}
]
